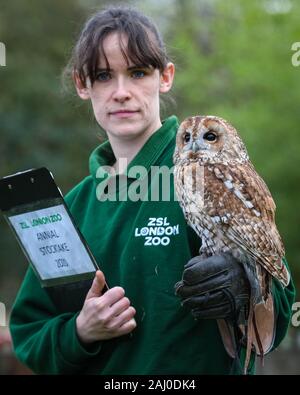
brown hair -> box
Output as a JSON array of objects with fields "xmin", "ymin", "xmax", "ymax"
[{"xmin": 67, "ymin": 6, "xmax": 170, "ymax": 88}]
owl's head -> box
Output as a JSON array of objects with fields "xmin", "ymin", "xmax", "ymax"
[{"xmin": 174, "ymin": 115, "xmax": 249, "ymax": 165}]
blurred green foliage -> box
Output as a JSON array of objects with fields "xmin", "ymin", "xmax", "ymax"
[
  {"xmin": 167, "ymin": 0, "xmax": 300, "ymax": 292},
  {"xmin": 0, "ymin": 0, "xmax": 299, "ymax": 307}
]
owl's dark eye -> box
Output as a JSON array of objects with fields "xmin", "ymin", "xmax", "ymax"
[
  {"xmin": 203, "ymin": 131, "xmax": 217, "ymax": 142},
  {"xmin": 183, "ymin": 133, "xmax": 191, "ymax": 143}
]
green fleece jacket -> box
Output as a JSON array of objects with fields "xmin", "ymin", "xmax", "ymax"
[{"xmin": 9, "ymin": 116, "xmax": 295, "ymax": 374}]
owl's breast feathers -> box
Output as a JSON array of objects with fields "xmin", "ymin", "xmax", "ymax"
[{"xmin": 174, "ymin": 160, "xmax": 290, "ymax": 287}]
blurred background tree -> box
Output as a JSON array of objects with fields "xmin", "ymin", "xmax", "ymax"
[{"xmin": 0, "ymin": 0, "xmax": 299, "ymax": 374}]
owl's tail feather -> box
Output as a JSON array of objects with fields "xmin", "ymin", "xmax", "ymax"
[
  {"xmin": 225, "ymin": 319, "xmax": 244, "ymax": 375},
  {"xmin": 243, "ymin": 293, "xmax": 266, "ymax": 373},
  {"xmin": 243, "ymin": 305, "xmax": 266, "ymax": 374},
  {"xmin": 244, "ymin": 302, "xmax": 254, "ymax": 374},
  {"xmin": 253, "ymin": 311, "xmax": 264, "ymax": 366},
  {"xmin": 221, "ymin": 289, "xmax": 245, "ymax": 375}
]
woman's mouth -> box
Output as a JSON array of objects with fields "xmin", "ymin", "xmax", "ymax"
[{"xmin": 109, "ymin": 110, "xmax": 139, "ymax": 119}]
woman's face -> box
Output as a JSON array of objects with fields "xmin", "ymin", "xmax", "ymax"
[{"xmin": 76, "ymin": 33, "xmax": 174, "ymax": 145}]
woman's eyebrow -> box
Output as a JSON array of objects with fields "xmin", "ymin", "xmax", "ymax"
[
  {"xmin": 96, "ymin": 67, "xmax": 112, "ymax": 72},
  {"xmin": 95, "ymin": 65, "xmax": 151, "ymax": 73},
  {"xmin": 127, "ymin": 64, "xmax": 149, "ymax": 70}
]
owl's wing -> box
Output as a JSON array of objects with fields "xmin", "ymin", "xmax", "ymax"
[{"xmin": 204, "ymin": 162, "xmax": 289, "ymax": 287}]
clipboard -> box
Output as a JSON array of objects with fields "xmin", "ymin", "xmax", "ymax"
[{"xmin": 0, "ymin": 168, "xmax": 106, "ymax": 289}]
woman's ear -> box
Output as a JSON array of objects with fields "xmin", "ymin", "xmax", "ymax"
[
  {"xmin": 73, "ymin": 71, "xmax": 91, "ymax": 100},
  {"xmin": 159, "ymin": 62, "xmax": 175, "ymax": 93}
]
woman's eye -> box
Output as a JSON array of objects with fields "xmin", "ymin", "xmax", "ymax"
[
  {"xmin": 184, "ymin": 133, "xmax": 191, "ymax": 143},
  {"xmin": 203, "ymin": 131, "xmax": 217, "ymax": 142},
  {"xmin": 96, "ymin": 71, "xmax": 111, "ymax": 82},
  {"xmin": 132, "ymin": 70, "xmax": 146, "ymax": 79}
]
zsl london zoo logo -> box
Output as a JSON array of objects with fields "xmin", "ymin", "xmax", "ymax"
[{"xmin": 135, "ymin": 217, "xmax": 180, "ymax": 246}]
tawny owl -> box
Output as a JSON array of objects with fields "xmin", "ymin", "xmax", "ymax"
[{"xmin": 173, "ymin": 115, "xmax": 290, "ymax": 371}]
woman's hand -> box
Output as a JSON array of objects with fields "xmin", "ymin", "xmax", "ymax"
[{"xmin": 76, "ymin": 271, "xmax": 136, "ymax": 344}]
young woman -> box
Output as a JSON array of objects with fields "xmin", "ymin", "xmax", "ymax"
[{"xmin": 10, "ymin": 6, "xmax": 295, "ymax": 375}]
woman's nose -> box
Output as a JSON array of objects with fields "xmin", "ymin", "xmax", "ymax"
[{"xmin": 112, "ymin": 77, "xmax": 132, "ymax": 102}]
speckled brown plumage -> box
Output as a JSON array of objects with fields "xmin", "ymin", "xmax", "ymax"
[
  {"xmin": 173, "ymin": 115, "xmax": 290, "ymax": 372},
  {"xmin": 174, "ymin": 115, "xmax": 289, "ymax": 291}
]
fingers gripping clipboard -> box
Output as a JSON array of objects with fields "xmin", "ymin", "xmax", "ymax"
[{"xmin": 0, "ymin": 168, "xmax": 108, "ymax": 290}]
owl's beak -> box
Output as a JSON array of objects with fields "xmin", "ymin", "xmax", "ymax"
[
  {"xmin": 192, "ymin": 140, "xmax": 206, "ymax": 153},
  {"xmin": 192, "ymin": 142, "xmax": 198, "ymax": 153}
]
